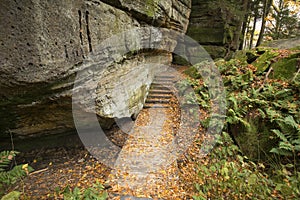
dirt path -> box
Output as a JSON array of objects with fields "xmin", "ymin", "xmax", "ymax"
[
  {"xmin": 107, "ymin": 70, "xmax": 183, "ymax": 199},
  {"xmin": 8, "ymin": 65, "xmax": 204, "ymax": 199}
]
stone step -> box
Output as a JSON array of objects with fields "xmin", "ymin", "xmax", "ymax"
[
  {"xmin": 143, "ymin": 103, "xmax": 169, "ymax": 109},
  {"xmin": 154, "ymin": 75, "xmax": 175, "ymax": 79},
  {"xmin": 152, "ymin": 80, "xmax": 174, "ymax": 84},
  {"xmin": 145, "ymin": 99, "xmax": 169, "ymax": 104},
  {"xmin": 153, "ymin": 77, "xmax": 173, "ymax": 80},
  {"xmin": 148, "ymin": 89, "xmax": 173, "ymax": 95},
  {"xmin": 150, "ymin": 85, "xmax": 172, "ymax": 90},
  {"xmin": 147, "ymin": 95, "xmax": 172, "ymax": 99}
]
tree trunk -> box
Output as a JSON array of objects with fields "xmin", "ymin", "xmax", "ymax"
[
  {"xmin": 250, "ymin": 13, "xmax": 258, "ymax": 48},
  {"xmin": 274, "ymin": 0, "xmax": 284, "ymax": 39},
  {"xmin": 256, "ymin": 0, "xmax": 272, "ymax": 47},
  {"xmin": 239, "ymin": 0, "xmax": 251, "ymax": 49},
  {"xmin": 232, "ymin": 0, "xmax": 250, "ymax": 51}
]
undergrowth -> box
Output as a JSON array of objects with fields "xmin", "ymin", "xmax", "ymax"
[
  {"xmin": 193, "ymin": 132, "xmax": 274, "ymax": 199},
  {"xmin": 53, "ymin": 181, "xmax": 108, "ymax": 200},
  {"xmin": 182, "ymin": 49, "xmax": 300, "ymax": 199},
  {"xmin": 0, "ymin": 150, "xmax": 33, "ymax": 198}
]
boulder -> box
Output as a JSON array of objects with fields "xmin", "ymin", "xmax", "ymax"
[
  {"xmin": 175, "ymin": 0, "xmax": 246, "ymax": 60},
  {"xmin": 261, "ymin": 37, "xmax": 300, "ymax": 50}
]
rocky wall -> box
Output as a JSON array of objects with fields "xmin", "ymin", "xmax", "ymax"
[
  {"xmin": 0, "ymin": 0, "xmax": 191, "ymax": 138},
  {"xmin": 174, "ymin": 0, "xmax": 245, "ymax": 63}
]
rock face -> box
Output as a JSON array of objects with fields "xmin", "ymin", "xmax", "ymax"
[
  {"xmin": 0, "ymin": 0, "xmax": 191, "ymax": 138},
  {"xmin": 174, "ymin": 0, "xmax": 246, "ymax": 62},
  {"xmin": 262, "ymin": 37, "xmax": 300, "ymax": 49}
]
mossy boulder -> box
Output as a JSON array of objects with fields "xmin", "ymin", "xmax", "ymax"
[
  {"xmin": 203, "ymin": 45, "xmax": 227, "ymax": 59},
  {"xmin": 272, "ymin": 57, "xmax": 299, "ymax": 80},
  {"xmin": 184, "ymin": 66, "xmax": 202, "ymax": 79},
  {"xmin": 253, "ymin": 50, "xmax": 279, "ymax": 73},
  {"xmin": 233, "ymin": 49, "xmax": 260, "ymax": 63},
  {"xmin": 187, "ymin": 27, "xmax": 225, "ymax": 45}
]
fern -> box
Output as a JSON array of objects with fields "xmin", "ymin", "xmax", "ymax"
[
  {"xmin": 61, "ymin": 181, "xmax": 108, "ymax": 200},
  {"xmin": 0, "ymin": 151, "xmax": 17, "ymax": 171},
  {"xmin": 272, "ymin": 129, "xmax": 288, "ymax": 142},
  {"xmin": 0, "ymin": 150, "xmax": 33, "ymax": 196},
  {"xmin": 270, "ymin": 116, "xmax": 300, "ymax": 161}
]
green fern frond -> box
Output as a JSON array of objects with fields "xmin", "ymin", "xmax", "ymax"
[
  {"xmin": 283, "ymin": 116, "xmax": 298, "ymax": 129},
  {"xmin": 272, "ymin": 129, "xmax": 288, "ymax": 142},
  {"xmin": 0, "ymin": 151, "xmax": 18, "ymax": 172},
  {"xmin": 270, "ymin": 148, "xmax": 293, "ymax": 156},
  {"xmin": 0, "ymin": 150, "xmax": 33, "ymax": 196}
]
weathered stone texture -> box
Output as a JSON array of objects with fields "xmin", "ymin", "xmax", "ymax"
[
  {"xmin": 178, "ymin": 0, "xmax": 245, "ymax": 60},
  {"xmin": 0, "ymin": 0, "xmax": 191, "ymax": 137},
  {"xmin": 100, "ymin": 0, "xmax": 191, "ymax": 32}
]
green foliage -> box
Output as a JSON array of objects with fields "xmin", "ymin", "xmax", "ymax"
[
  {"xmin": 176, "ymin": 78, "xmax": 208, "ymax": 106},
  {"xmin": 270, "ymin": 115, "xmax": 300, "ymax": 164},
  {"xmin": 272, "ymin": 167, "xmax": 300, "ymax": 197},
  {"xmin": 193, "ymin": 132, "xmax": 273, "ymax": 199},
  {"xmin": 57, "ymin": 181, "xmax": 108, "ymax": 200},
  {"xmin": 193, "ymin": 132, "xmax": 300, "ymax": 199},
  {"xmin": 266, "ymin": 0, "xmax": 300, "ymax": 40},
  {"xmin": 217, "ymin": 56, "xmax": 300, "ymax": 163},
  {"xmin": 0, "ymin": 191, "xmax": 20, "ymax": 200},
  {"xmin": 186, "ymin": 49, "xmax": 300, "ymax": 199},
  {"xmin": 0, "ymin": 151, "xmax": 33, "ymax": 196}
]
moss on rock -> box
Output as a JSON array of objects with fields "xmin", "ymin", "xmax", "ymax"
[
  {"xmin": 272, "ymin": 58, "xmax": 299, "ymax": 80},
  {"xmin": 187, "ymin": 27, "xmax": 225, "ymax": 45},
  {"xmin": 253, "ymin": 50, "xmax": 279, "ymax": 73},
  {"xmin": 144, "ymin": 0, "xmax": 158, "ymax": 18},
  {"xmin": 184, "ymin": 66, "xmax": 202, "ymax": 79}
]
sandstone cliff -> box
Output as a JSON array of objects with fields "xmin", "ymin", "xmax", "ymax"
[
  {"xmin": 174, "ymin": 0, "xmax": 246, "ymax": 63},
  {"xmin": 0, "ymin": 0, "xmax": 191, "ymax": 138}
]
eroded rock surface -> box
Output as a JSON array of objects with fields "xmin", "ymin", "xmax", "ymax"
[
  {"xmin": 174, "ymin": 0, "xmax": 246, "ymax": 63},
  {"xmin": 0, "ymin": 0, "xmax": 191, "ymax": 137}
]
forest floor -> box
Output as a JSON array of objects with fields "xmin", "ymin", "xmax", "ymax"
[
  {"xmin": 5, "ymin": 47, "xmax": 300, "ymax": 199},
  {"xmin": 8, "ymin": 65, "xmax": 209, "ymax": 199}
]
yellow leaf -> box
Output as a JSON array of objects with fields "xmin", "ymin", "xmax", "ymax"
[{"xmin": 22, "ymin": 164, "xmax": 28, "ymax": 170}]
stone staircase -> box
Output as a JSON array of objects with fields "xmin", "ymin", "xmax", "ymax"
[
  {"xmin": 143, "ymin": 75, "xmax": 176, "ymax": 109},
  {"xmin": 107, "ymin": 69, "xmax": 186, "ymax": 199}
]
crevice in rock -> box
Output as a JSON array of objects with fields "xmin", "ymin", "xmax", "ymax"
[
  {"xmin": 85, "ymin": 10, "xmax": 93, "ymax": 52},
  {"xmin": 177, "ymin": 0, "xmax": 191, "ymax": 9},
  {"xmin": 64, "ymin": 45, "xmax": 69, "ymax": 59},
  {"xmin": 78, "ymin": 10, "xmax": 83, "ymax": 46}
]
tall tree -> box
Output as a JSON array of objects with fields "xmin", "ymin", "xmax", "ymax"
[
  {"xmin": 256, "ymin": 0, "xmax": 272, "ymax": 47},
  {"xmin": 239, "ymin": 0, "xmax": 251, "ymax": 49},
  {"xmin": 265, "ymin": 0, "xmax": 300, "ymax": 39},
  {"xmin": 250, "ymin": 1, "xmax": 261, "ymax": 48},
  {"xmin": 233, "ymin": 0, "xmax": 250, "ymax": 51}
]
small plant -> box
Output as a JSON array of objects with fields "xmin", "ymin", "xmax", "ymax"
[
  {"xmin": 56, "ymin": 181, "xmax": 108, "ymax": 200},
  {"xmin": 0, "ymin": 150, "xmax": 33, "ymax": 197},
  {"xmin": 193, "ymin": 132, "xmax": 273, "ymax": 200}
]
